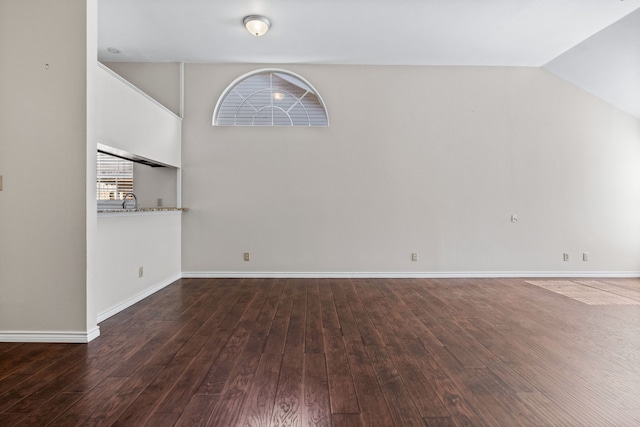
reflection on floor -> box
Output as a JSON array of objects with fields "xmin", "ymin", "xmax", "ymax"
[{"xmin": 526, "ymin": 279, "xmax": 640, "ymax": 305}]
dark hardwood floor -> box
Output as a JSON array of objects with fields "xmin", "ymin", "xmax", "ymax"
[{"xmin": 1, "ymin": 277, "xmax": 639, "ymax": 426}]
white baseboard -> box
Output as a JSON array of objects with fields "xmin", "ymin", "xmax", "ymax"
[
  {"xmin": 0, "ymin": 326, "xmax": 100, "ymax": 343},
  {"xmin": 182, "ymin": 271, "xmax": 640, "ymax": 279},
  {"xmin": 97, "ymin": 273, "xmax": 182, "ymax": 323}
]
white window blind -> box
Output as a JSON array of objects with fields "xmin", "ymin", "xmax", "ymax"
[
  {"xmin": 97, "ymin": 152, "xmax": 133, "ymax": 200},
  {"xmin": 213, "ymin": 69, "xmax": 328, "ymax": 127}
]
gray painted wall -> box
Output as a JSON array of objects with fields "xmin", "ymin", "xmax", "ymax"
[
  {"xmin": 0, "ymin": 0, "xmax": 98, "ymax": 336},
  {"xmin": 180, "ymin": 64, "xmax": 640, "ymax": 275}
]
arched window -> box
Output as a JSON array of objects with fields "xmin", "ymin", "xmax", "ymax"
[{"xmin": 213, "ymin": 69, "xmax": 329, "ymax": 127}]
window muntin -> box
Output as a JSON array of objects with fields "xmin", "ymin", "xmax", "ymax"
[{"xmin": 213, "ymin": 69, "xmax": 328, "ymax": 127}]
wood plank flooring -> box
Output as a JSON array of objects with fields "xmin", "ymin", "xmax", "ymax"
[{"xmin": 1, "ymin": 277, "xmax": 640, "ymax": 426}]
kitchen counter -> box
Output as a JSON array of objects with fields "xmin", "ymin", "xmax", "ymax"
[{"xmin": 98, "ymin": 207, "xmax": 189, "ymax": 215}]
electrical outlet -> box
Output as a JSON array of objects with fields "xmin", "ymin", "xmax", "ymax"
[
  {"xmin": 244, "ymin": 252, "xmax": 250, "ymax": 261},
  {"xmin": 157, "ymin": 198, "xmax": 163, "ymax": 207},
  {"xmin": 563, "ymin": 253, "xmax": 569, "ymax": 262},
  {"xmin": 138, "ymin": 266, "xmax": 144, "ymax": 278},
  {"xmin": 583, "ymin": 253, "xmax": 589, "ymax": 262},
  {"xmin": 411, "ymin": 253, "xmax": 418, "ymax": 262}
]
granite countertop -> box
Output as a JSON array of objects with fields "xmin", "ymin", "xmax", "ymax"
[{"xmin": 97, "ymin": 207, "xmax": 189, "ymax": 214}]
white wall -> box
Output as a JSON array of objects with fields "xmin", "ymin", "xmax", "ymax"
[
  {"xmin": 102, "ymin": 62, "xmax": 181, "ymax": 117},
  {"xmin": 181, "ymin": 64, "xmax": 640, "ymax": 275},
  {"xmin": 96, "ymin": 212, "xmax": 181, "ymax": 320},
  {"xmin": 85, "ymin": 0, "xmax": 99, "ymax": 339},
  {"xmin": 96, "ymin": 64, "xmax": 181, "ymax": 167},
  {"xmin": 133, "ymin": 163, "xmax": 178, "ymax": 208},
  {"xmin": 0, "ymin": 0, "xmax": 98, "ymax": 340},
  {"xmin": 95, "ymin": 63, "xmax": 183, "ymax": 320}
]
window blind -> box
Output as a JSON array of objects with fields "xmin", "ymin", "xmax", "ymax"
[
  {"xmin": 97, "ymin": 152, "xmax": 133, "ymax": 200},
  {"xmin": 214, "ymin": 70, "xmax": 328, "ymax": 127}
]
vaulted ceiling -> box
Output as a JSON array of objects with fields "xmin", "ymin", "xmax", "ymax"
[{"xmin": 98, "ymin": 0, "xmax": 640, "ymax": 118}]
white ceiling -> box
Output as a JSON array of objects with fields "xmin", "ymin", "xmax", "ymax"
[
  {"xmin": 98, "ymin": 0, "xmax": 640, "ymax": 117},
  {"xmin": 544, "ymin": 7, "xmax": 640, "ymax": 118}
]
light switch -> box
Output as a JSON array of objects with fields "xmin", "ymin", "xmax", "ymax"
[{"xmin": 0, "ymin": 175, "xmax": 3, "ymax": 191}]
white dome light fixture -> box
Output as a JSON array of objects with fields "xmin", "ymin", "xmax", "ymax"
[{"xmin": 243, "ymin": 15, "xmax": 271, "ymax": 36}]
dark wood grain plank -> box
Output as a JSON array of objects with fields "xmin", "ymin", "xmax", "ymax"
[
  {"xmin": 189, "ymin": 283, "xmax": 246, "ymax": 337},
  {"xmin": 252, "ymin": 279, "xmax": 286, "ymax": 337},
  {"xmin": 78, "ymin": 364, "xmax": 164, "ymax": 426},
  {"xmin": 235, "ymin": 279, "xmax": 272, "ymax": 333},
  {"xmin": 303, "ymin": 353, "xmax": 331, "ymax": 426},
  {"xmin": 365, "ymin": 344, "xmax": 424, "ymax": 427},
  {"xmin": 1, "ymin": 278, "xmax": 639, "ymax": 426},
  {"xmin": 382, "ymin": 337, "xmax": 449, "ymax": 418},
  {"xmin": 143, "ymin": 413, "xmax": 181, "ymax": 427},
  {"xmin": 323, "ymin": 328, "xmax": 360, "ymax": 414},
  {"xmin": 284, "ymin": 281, "xmax": 307, "ymax": 354},
  {"xmin": 237, "ymin": 353, "xmax": 282, "ymax": 427},
  {"xmin": 330, "ymin": 281, "xmax": 360, "ymax": 337},
  {"xmin": 48, "ymin": 376, "xmax": 131, "ymax": 426},
  {"xmin": 0, "ymin": 343, "xmax": 78, "ymax": 383},
  {"xmin": 0, "ymin": 343, "xmax": 22, "ymax": 356},
  {"xmin": 204, "ymin": 335, "xmax": 265, "ymax": 426},
  {"xmin": 174, "ymin": 394, "xmax": 220, "ymax": 427},
  {"xmin": 362, "ymin": 280, "xmax": 420, "ymax": 342},
  {"xmin": 318, "ymin": 280, "xmax": 340, "ymax": 330},
  {"xmin": 344, "ymin": 279, "xmax": 384, "ymax": 346},
  {"xmin": 4, "ymin": 360, "xmax": 92, "ymax": 415},
  {"xmin": 0, "ymin": 345, "xmax": 88, "ymax": 413},
  {"xmin": 305, "ymin": 280, "xmax": 324, "ymax": 354},
  {"xmin": 394, "ymin": 338, "xmax": 483, "ymax": 427},
  {"xmin": 343, "ymin": 338, "xmax": 393, "ymax": 426},
  {"xmin": 263, "ymin": 283, "xmax": 295, "ymax": 354},
  {"xmin": 154, "ymin": 329, "xmax": 235, "ymax": 414},
  {"xmin": 112, "ymin": 356, "xmax": 194, "ymax": 426},
  {"xmin": 217, "ymin": 280, "xmax": 263, "ymax": 330},
  {"xmin": 0, "ymin": 412, "xmax": 27, "ymax": 426},
  {"xmin": 195, "ymin": 328, "xmax": 248, "ymax": 395},
  {"xmin": 424, "ymin": 417, "xmax": 456, "ymax": 427},
  {"xmin": 270, "ymin": 350, "xmax": 303, "ymax": 426},
  {"xmin": 107, "ymin": 318, "xmax": 190, "ymax": 377},
  {"xmin": 332, "ymin": 413, "xmax": 364, "ymax": 427}
]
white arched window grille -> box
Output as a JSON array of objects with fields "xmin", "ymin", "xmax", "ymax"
[{"xmin": 213, "ymin": 69, "xmax": 329, "ymax": 127}]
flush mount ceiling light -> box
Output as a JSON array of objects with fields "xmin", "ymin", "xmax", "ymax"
[{"xmin": 243, "ymin": 15, "xmax": 271, "ymax": 36}]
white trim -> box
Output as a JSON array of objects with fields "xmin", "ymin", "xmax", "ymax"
[
  {"xmin": 0, "ymin": 327, "xmax": 100, "ymax": 343},
  {"xmin": 97, "ymin": 273, "xmax": 182, "ymax": 323},
  {"xmin": 182, "ymin": 271, "xmax": 640, "ymax": 279},
  {"xmin": 97, "ymin": 62, "xmax": 182, "ymax": 121}
]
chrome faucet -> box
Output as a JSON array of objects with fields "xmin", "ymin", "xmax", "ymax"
[{"xmin": 122, "ymin": 193, "xmax": 137, "ymax": 209}]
